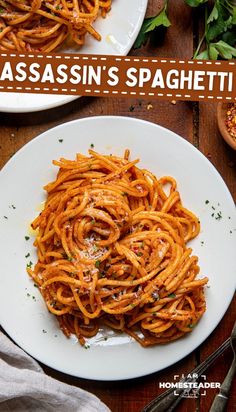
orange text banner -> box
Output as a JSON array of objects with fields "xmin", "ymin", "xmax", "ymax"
[{"xmin": 0, "ymin": 52, "xmax": 235, "ymax": 102}]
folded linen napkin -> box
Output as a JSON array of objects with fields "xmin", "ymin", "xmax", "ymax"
[{"xmin": 0, "ymin": 332, "xmax": 111, "ymax": 412}]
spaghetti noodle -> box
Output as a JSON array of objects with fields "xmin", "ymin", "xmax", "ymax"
[
  {"xmin": 0, "ymin": 1, "xmax": 111, "ymax": 52},
  {"xmin": 28, "ymin": 149, "xmax": 208, "ymax": 347}
]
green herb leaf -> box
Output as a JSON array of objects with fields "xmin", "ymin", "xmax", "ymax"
[
  {"xmin": 206, "ymin": 15, "xmax": 232, "ymax": 42},
  {"xmin": 195, "ymin": 49, "xmax": 209, "ymax": 59},
  {"xmin": 134, "ymin": 19, "xmax": 151, "ymax": 48},
  {"xmin": 184, "ymin": 0, "xmax": 208, "ymax": 7},
  {"xmin": 134, "ymin": 1, "xmax": 171, "ymax": 49},
  {"xmin": 168, "ymin": 293, "xmax": 176, "ymax": 298},
  {"xmin": 212, "ymin": 40, "xmax": 236, "ymax": 59},
  {"xmin": 207, "ymin": 2, "xmax": 219, "ymax": 23},
  {"xmin": 209, "ymin": 44, "xmax": 219, "ymax": 60},
  {"xmin": 144, "ymin": 8, "xmax": 171, "ymax": 34},
  {"xmin": 222, "ymin": 28, "xmax": 236, "ymax": 46}
]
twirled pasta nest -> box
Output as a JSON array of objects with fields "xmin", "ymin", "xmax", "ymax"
[{"xmin": 28, "ymin": 149, "xmax": 208, "ymax": 347}]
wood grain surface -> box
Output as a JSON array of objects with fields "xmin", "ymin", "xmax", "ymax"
[{"xmin": 0, "ymin": 1, "xmax": 235, "ymax": 411}]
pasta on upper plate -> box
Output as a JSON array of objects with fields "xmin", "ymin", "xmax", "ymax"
[
  {"xmin": 27, "ymin": 149, "xmax": 208, "ymax": 347},
  {"xmin": 0, "ymin": 0, "xmax": 112, "ymax": 52}
]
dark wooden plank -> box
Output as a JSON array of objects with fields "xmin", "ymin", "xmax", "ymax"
[
  {"xmin": 198, "ymin": 300, "xmax": 236, "ymax": 412},
  {"xmin": 198, "ymin": 101, "xmax": 236, "ymax": 412},
  {"xmin": 42, "ymin": 350, "xmax": 199, "ymax": 412}
]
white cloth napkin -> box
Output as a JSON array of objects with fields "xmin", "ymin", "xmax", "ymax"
[{"xmin": 0, "ymin": 332, "xmax": 111, "ymax": 412}]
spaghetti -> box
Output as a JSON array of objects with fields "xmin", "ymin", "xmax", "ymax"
[
  {"xmin": 28, "ymin": 149, "xmax": 208, "ymax": 347},
  {"xmin": 0, "ymin": 1, "xmax": 111, "ymax": 52}
]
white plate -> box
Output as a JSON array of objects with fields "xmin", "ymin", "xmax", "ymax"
[
  {"xmin": 0, "ymin": 0, "xmax": 147, "ymax": 113},
  {"xmin": 0, "ymin": 116, "xmax": 235, "ymax": 381}
]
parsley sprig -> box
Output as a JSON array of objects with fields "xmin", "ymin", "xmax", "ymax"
[
  {"xmin": 134, "ymin": 0, "xmax": 171, "ymax": 49},
  {"xmin": 193, "ymin": 0, "xmax": 236, "ymax": 59},
  {"xmin": 135, "ymin": 0, "xmax": 236, "ymax": 60}
]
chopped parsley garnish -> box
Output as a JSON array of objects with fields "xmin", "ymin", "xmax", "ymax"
[
  {"xmin": 215, "ymin": 212, "xmax": 222, "ymax": 220},
  {"xmin": 25, "ymin": 252, "xmax": 30, "ymax": 258},
  {"xmin": 3, "ymin": 216, "xmax": 8, "ymax": 219},
  {"xmin": 137, "ymin": 251, "xmax": 143, "ymax": 257},
  {"xmin": 25, "ymin": 236, "xmax": 30, "ymax": 241},
  {"xmin": 95, "ymin": 260, "xmax": 101, "ymax": 268},
  {"xmin": 58, "ymin": 138, "xmax": 63, "ymax": 143},
  {"xmin": 90, "ymin": 143, "xmax": 94, "ymax": 148},
  {"xmin": 205, "ymin": 200, "xmax": 209, "ymax": 204},
  {"xmin": 26, "ymin": 261, "xmax": 33, "ymax": 268},
  {"xmin": 168, "ymin": 293, "xmax": 176, "ymax": 298},
  {"xmin": 42, "ymin": 329, "xmax": 47, "ymax": 333},
  {"xmin": 84, "ymin": 344, "xmax": 90, "ymax": 349}
]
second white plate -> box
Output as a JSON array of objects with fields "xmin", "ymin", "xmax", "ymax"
[{"xmin": 0, "ymin": 0, "xmax": 148, "ymax": 113}]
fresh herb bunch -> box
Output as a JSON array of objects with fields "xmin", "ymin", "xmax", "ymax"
[
  {"xmin": 193, "ymin": 0, "xmax": 236, "ymax": 59},
  {"xmin": 134, "ymin": 0, "xmax": 236, "ymax": 60},
  {"xmin": 134, "ymin": 0, "xmax": 171, "ymax": 49}
]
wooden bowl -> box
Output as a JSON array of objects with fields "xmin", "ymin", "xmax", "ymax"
[{"xmin": 217, "ymin": 102, "xmax": 236, "ymax": 151}]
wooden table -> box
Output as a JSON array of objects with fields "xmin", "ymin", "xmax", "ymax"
[{"xmin": 0, "ymin": 1, "xmax": 235, "ymax": 411}]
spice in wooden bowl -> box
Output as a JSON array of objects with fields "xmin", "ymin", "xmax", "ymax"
[
  {"xmin": 225, "ymin": 104, "xmax": 236, "ymax": 141},
  {"xmin": 217, "ymin": 102, "xmax": 236, "ymax": 151}
]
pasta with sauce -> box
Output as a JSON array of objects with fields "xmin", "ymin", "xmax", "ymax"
[
  {"xmin": 27, "ymin": 149, "xmax": 208, "ymax": 347},
  {"xmin": 0, "ymin": 1, "xmax": 111, "ymax": 52}
]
